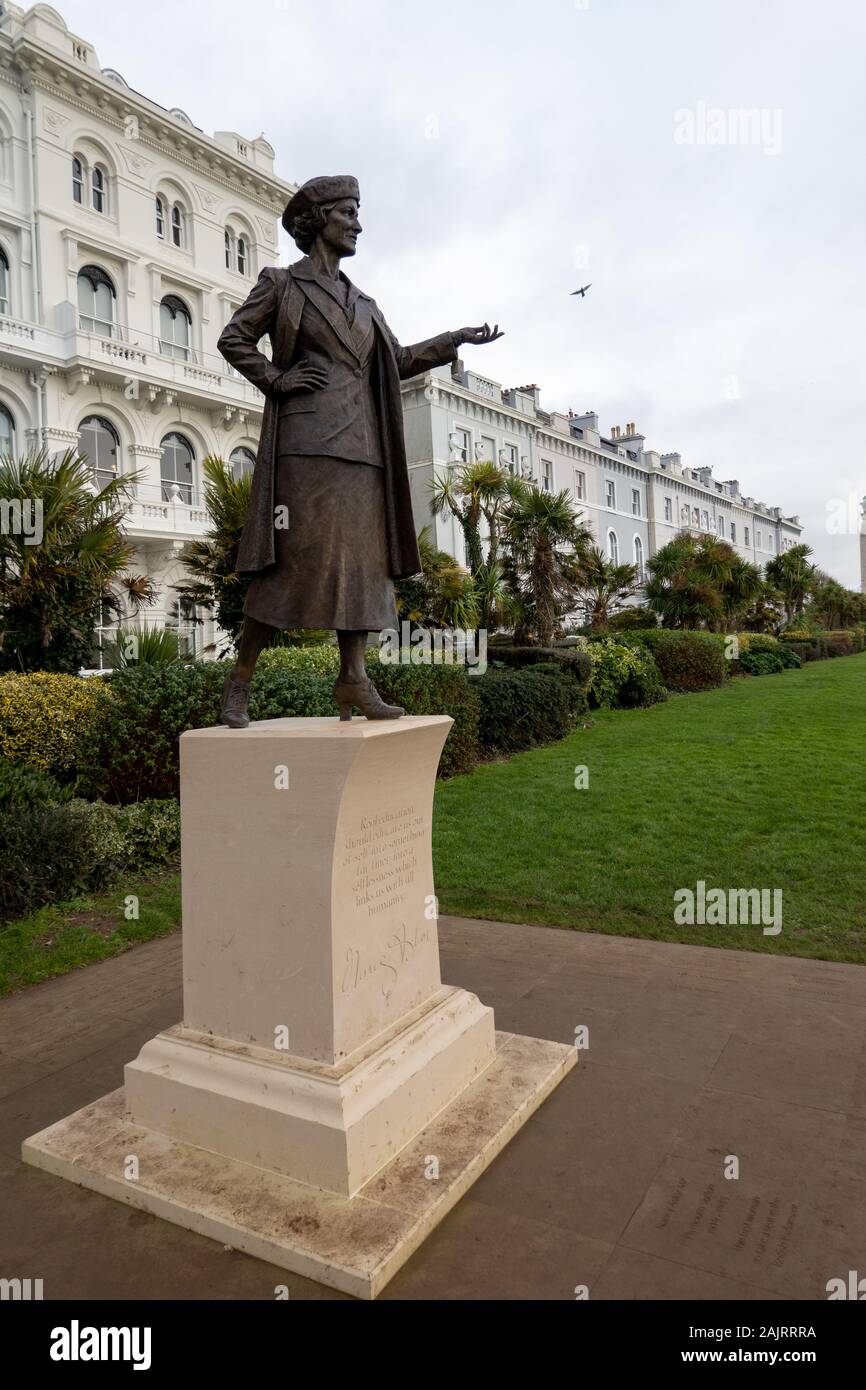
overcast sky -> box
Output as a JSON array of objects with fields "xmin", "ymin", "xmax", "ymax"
[{"xmin": 60, "ymin": 0, "xmax": 866, "ymax": 583}]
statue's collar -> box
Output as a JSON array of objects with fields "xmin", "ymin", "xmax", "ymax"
[{"xmin": 290, "ymin": 256, "xmax": 368, "ymax": 307}]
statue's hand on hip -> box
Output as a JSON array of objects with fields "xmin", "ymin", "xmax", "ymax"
[
  {"xmin": 271, "ymin": 359, "xmax": 330, "ymax": 397},
  {"xmin": 454, "ymin": 323, "xmax": 505, "ymax": 348}
]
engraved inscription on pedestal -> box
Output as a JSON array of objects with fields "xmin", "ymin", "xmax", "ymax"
[{"xmin": 333, "ymin": 795, "xmax": 442, "ymax": 1059}]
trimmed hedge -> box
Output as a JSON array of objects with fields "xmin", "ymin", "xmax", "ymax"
[
  {"xmin": 0, "ymin": 672, "xmax": 113, "ymax": 783},
  {"xmin": 477, "ymin": 667, "xmax": 583, "ymax": 753},
  {"xmin": 585, "ymin": 638, "xmax": 667, "ymax": 710},
  {"xmin": 615, "ymin": 630, "xmax": 727, "ymax": 692},
  {"xmin": 0, "ymin": 797, "xmax": 179, "ymax": 921},
  {"xmin": 738, "ymin": 649, "xmax": 785, "ymax": 676},
  {"xmin": 483, "ymin": 645, "xmax": 593, "ymax": 687}
]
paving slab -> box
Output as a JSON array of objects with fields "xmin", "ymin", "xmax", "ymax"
[{"xmin": 2, "ymin": 916, "xmax": 865, "ymax": 1300}]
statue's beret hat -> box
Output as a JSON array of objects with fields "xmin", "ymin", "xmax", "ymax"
[{"xmin": 282, "ymin": 176, "xmax": 360, "ymax": 234}]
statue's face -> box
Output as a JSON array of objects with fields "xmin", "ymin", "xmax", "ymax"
[{"xmin": 319, "ymin": 199, "xmax": 362, "ymax": 258}]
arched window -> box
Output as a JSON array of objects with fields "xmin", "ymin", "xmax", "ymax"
[
  {"xmin": 155, "ymin": 196, "xmax": 166, "ymax": 239},
  {"xmin": 0, "ymin": 246, "xmax": 9, "ymax": 315},
  {"xmin": 607, "ymin": 529, "xmax": 619, "ymax": 564},
  {"xmin": 224, "ymin": 228, "xmax": 233, "ymax": 270},
  {"xmin": 79, "ymin": 415, "xmax": 119, "ymax": 492},
  {"xmin": 72, "ymin": 155, "xmax": 84, "ymax": 204},
  {"xmin": 171, "ymin": 204, "xmax": 184, "ymax": 248},
  {"xmin": 230, "ymin": 446, "xmax": 256, "ymax": 481},
  {"xmin": 0, "ymin": 402, "xmax": 15, "ymax": 457},
  {"xmin": 237, "ymin": 236, "xmax": 247, "ymax": 276},
  {"xmin": 91, "ymin": 165, "xmax": 106, "ymax": 214},
  {"xmin": 159, "ymin": 294, "xmax": 192, "ymax": 361},
  {"xmin": 77, "ymin": 265, "xmax": 116, "ymax": 336},
  {"xmin": 160, "ymin": 431, "xmax": 195, "ymax": 504},
  {"xmin": 633, "ymin": 535, "xmax": 644, "ymax": 579}
]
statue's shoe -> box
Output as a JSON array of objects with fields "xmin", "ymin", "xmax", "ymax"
[
  {"xmin": 220, "ymin": 670, "xmax": 251, "ymax": 729},
  {"xmin": 333, "ymin": 677, "xmax": 405, "ymax": 722}
]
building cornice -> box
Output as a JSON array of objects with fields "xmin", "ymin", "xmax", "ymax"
[{"xmin": 9, "ymin": 34, "xmax": 294, "ymax": 217}]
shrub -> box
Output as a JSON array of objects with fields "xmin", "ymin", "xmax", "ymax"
[
  {"xmin": 735, "ymin": 633, "xmax": 780, "ymax": 654},
  {"xmin": 781, "ymin": 636, "xmax": 820, "ymax": 662},
  {"xmin": 622, "ymin": 631, "xmax": 727, "ymax": 691},
  {"xmin": 738, "ymin": 649, "xmax": 785, "ymax": 676},
  {"xmin": 366, "ymin": 662, "xmax": 480, "ymax": 777},
  {"xmin": 586, "ymin": 638, "xmax": 667, "ymax": 709},
  {"xmin": 477, "ymin": 667, "xmax": 581, "ymax": 753},
  {"xmin": 820, "ymin": 631, "xmax": 854, "ymax": 658},
  {"xmin": 0, "ymin": 797, "xmax": 179, "ymax": 921},
  {"xmin": 484, "ymin": 644, "xmax": 592, "ymax": 688},
  {"xmin": 0, "ymin": 672, "xmax": 113, "ymax": 781},
  {"xmin": 777, "ymin": 646, "xmax": 802, "ymax": 670},
  {"xmin": 608, "ymin": 607, "xmax": 658, "ymax": 630},
  {"xmin": 257, "ymin": 645, "xmax": 340, "ymax": 677},
  {"xmin": 0, "ymin": 756, "xmax": 69, "ymax": 806}
]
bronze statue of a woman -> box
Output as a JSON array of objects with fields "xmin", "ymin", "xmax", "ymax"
[{"xmin": 216, "ymin": 175, "xmax": 502, "ymax": 728}]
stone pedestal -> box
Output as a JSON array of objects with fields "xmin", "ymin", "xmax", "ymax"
[{"xmin": 23, "ymin": 716, "xmax": 575, "ymax": 1297}]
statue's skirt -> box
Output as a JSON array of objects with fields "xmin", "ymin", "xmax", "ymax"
[{"xmin": 243, "ymin": 454, "xmax": 399, "ymax": 633}]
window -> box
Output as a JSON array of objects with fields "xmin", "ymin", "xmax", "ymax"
[
  {"xmin": 237, "ymin": 236, "xmax": 247, "ymax": 276},
  {"xmin": 452, "ymin": 427, "xmax": 470, "ymax": 463},
  {"xmin": 171, "ymin": 204, "xmax": 184, "ymax": 248},
  {"xmin": 756, "ymin": 530, "xmax": 762, "ymax": 548},
  {"xmin": 91, "ymin": 165, "xmax": 106, "ymax": 214},
  {"xmin": 745, "ymin": 525, "xmax": 750, "ymax": 546},
  {"xmin": 717, "ymin": 515, "xmax": 725, "ymax": 537},
  {"xmin": 502, "ymin": 443, "xmax": 518, "ymax": 475},
  {"xmin": 664, "ymin": 496, "xmax": 673, "ymax": 523},
  {"xmin": 79, "ymin": 415, "xmax": 119, "ymax": 492},
  {"xmin": 768, "ymin": 533, "xmax": 775, "ymax": 553},
  {"xmin": 633, "ymin": 535, "xmax": 644, "ymax": 579},
  {"xmin": 693, "ymin": 506, "xmax": 700, "ymax": 525},
  {"xmin": 607, "ymin": 529, "xmax": 619, "ymax": 564},
  {"xmin": 700, "ymin": 510, "xmax": 709, "ymax": 530},
  {"xmin": 606, "ymin": 479, "xmax": 616, "ymax": 508},
  {"xmin": 541, "ymin": 459, "xmax": 552, "ymax": 492},
  {"xmin": 730, "ymin": 522, "xmax": 737, "ymax": 543},
  {"xmin": 0, "ymin": 402, "xmax": 15, "ymax": 457},
  {"xmin": 0, "ymin": 246, "xmax": 8, "ymax": 315},
  {"xmin": 77, "ymin": 265, "xmax": 116, "ymax": 336},
  {"xmin": 159, "ymin": 294, "xmax": 192, "ymax": 360},
  {"xmin": 632, "ymin": 488, "xmax": 640, "ymax": 516},
  {"xmin": 160, "ymin": 432, "xmax": 195, "ymax": 504},
  {"xmin": 230, "ymin": 446, "xmax": 256, "ymax": 481},
  {"xmin": 574, "ymin": 469, "xmax": 585, "ymax": 500},
  {"xmin": 72, "ymin": 155, "xmax": 84, "ymax": 204},
  {"xmin": 156, "ymin": 196, "xmax": 166, "ymax": 239},
  {"xmin": 224, "ymin": 228, "xmax": 233, "ymax": 270}
]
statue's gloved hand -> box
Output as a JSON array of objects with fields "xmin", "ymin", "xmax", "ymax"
[
  {"xmin": 454, "ymin": 323, "xmax": 504, "ymax": 347},
  {"xmin": 271, "ymin": 359, "xmax": 329, "ymax": 397}
]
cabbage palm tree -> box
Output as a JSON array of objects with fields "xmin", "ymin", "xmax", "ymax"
[
  {"xmin": 645, "ymin": 532, "xmax": 735, "ymax": 629},
  {"xmin": 502, "ymin": 486, "xmax": 593, "ymax": 645},
  {"xmin": 430, "ymin": 461, "xmax": 512, "ymax": 573},
  {"xmin": 178, "ymin": 455, "xmax": 252, "ymax": 644},
  {"xmin": 0, "ymin": 448, "xmax": 139, "ymax": 672},
  {"xmin": 765, "ymin": 543, "xmax": 816, "ymax": 626},
  {"xmin": 572, "ymin": 546, "xmax": 639, "ymax": 631}
]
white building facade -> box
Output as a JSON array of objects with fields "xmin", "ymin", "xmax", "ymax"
[
  {"xmin": 0, "ymin": 3, "xmax": 293, "ymax": 656},
  {"xmin": 403, "ymin": 361, "xmax": 804, "ymax": 597}
]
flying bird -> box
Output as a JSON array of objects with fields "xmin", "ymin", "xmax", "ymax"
[{"xmin": 571, "ymin": 284, "xmax": 592, "ymax": 298}]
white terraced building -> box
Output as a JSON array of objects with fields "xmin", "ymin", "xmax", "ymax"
[
  {"xmin": 0, "ymin": 2, "xmax": 293, "ymax": 657},
  {"xmin": 403, "ymin": 363, "xmax": 804, "ymax": 593},
  {"xmin": 0, "ymin": 4, "xmax": 804, "ymax": 657}
]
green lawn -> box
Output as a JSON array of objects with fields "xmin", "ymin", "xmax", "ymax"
[
  {"xmin": 433, "ymin": 655, "xmax": 866, "ymax": 963},
  {"xmin": 0, "ymin": 864, "xmax": 181, "ymax": 994},
  {"xmin": 2, "ymin": 656, "xmax": 864, "ymax": 994}
]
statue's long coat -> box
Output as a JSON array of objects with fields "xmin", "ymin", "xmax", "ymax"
[{"xmin": 217, "ymin": 259, "xmax": 457, "ymax": 579}]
